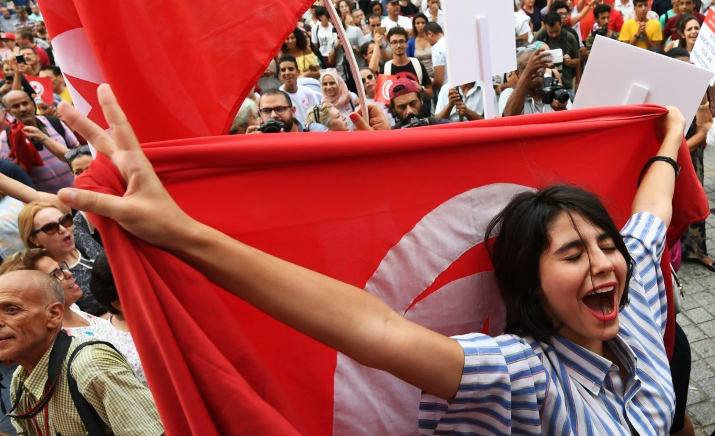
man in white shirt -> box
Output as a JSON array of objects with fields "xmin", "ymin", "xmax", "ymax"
[
  {"xmin": 426, "ymin": 22, "xmax": 447, "ymax": 93},
  {"xmin": 381, "ymin": 0, "xmax": 413, "ymax": 36},
  {"xmin": 435, "ymin": 81, "xmax": 497, "ymax": 122},
  {"xmin": 311, "ymin": 6, "xmax": 337, "ymax": 59},
  {"xmin": 614, "ymin": 0, "xmax": 635, "ymax": 21},
  {"xmin": 277, "ymin": 56, "xmax": 321, "ymax": 125}
]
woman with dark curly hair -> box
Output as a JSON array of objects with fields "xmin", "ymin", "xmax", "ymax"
[{"xmin": 278, "ymin": 27, "xmax": 321, "ymax": 79}]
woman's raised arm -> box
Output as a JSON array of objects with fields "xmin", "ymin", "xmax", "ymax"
[
  {"xmin": 631, "ymin": 106, "xmax": 686, "ymax": 228},
  {"xmin": 57, "ymin": 84, "xmax": 465, "ymax": 401}
]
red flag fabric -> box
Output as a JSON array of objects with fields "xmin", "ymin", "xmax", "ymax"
[
  {"xmin": 76, "ymin": 105, "xmax": 708, "ymax": 436},
  {"xmin": 25, "ymin": 75, "xmax": 54, "ymax": 104},
  {"xmin": 37, "ymin": 0, "xmax": 314, "ymax": 142},
  {"xmin": 374, "ymin": 74, "xmax": 399, "ymax": 103}
]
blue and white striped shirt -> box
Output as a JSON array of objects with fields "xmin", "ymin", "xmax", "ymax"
[{"xmin": 419, "ymin": 212, "xmax": 675, "ymax": 435}]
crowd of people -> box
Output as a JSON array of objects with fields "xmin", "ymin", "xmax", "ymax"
[{"xmin": 0, "ymin": 0, "xmax": 710, "ymax": 434}]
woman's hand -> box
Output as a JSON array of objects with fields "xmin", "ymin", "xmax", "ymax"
[{"xmin": 56, "ymin": 84, "xmax": 195, "ymax": 249}]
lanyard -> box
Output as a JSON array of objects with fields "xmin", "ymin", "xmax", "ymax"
[{"xmin": 0, "ymin": 332, "xmax": 72, "ymax": 431}]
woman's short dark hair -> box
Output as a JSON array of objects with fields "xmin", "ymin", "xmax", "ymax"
[
  {"xmin": 89, "ymin": 251, "xmax": 121, "ymax": 315},
  {"xmin": 360, "ymin": 41, "xmax": 375, "ymax": 58},
  {"xmin": 484, "ymin": 185, "xmax": 633, "ymax": 340},
  {"xmin": 666, "ymin": 46, "xmax": 690, "ymax": 59}
]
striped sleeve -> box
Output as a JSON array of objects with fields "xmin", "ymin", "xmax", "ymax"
[
  {"xmin": 419, "ymin": 333, "xmax": 548, "ymax": 436},
  {"xmin": 620, "ymin": 212, "xmax": 668, "ymax": 335}
]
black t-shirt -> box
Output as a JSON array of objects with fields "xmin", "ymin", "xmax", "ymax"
[
  {"xmin": 399, "ymin": 2, "xmax": 419, "ymax": 16},
  {"xmin": 380, "ymin": 58, "xmax": 432, "ymax": 89}
]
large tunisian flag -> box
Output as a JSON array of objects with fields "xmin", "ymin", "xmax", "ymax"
[
  {"xmin": 37, "ymin": 0, "xmax": 312, "ymax": 141},
  {"xmin": 76, "ymin": 105, "xmax": 707, "ymax": 436}
]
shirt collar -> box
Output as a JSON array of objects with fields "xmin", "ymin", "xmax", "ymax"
[
  {"xmin": 16, "ymin": 338, "xmax": 55, "ymax": 401},
  {"xmin": 550, "ymin": 334, "xmax": 613, "ymax": 396}
]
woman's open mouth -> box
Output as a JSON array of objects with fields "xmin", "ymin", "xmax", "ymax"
[{"xmin": 582, "ymin": 285, "xmax": 618, "ymax": 322}]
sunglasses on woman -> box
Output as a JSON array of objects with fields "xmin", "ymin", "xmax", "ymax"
[
  {"xmin": 361, "ymin": 74, "xmax": 374, "ymax": 84},
  {"xmin": 48, "ymin": 262, "xmax": 71, "ymax": 281},
  {"xmin": 64, "ymin": 145, "xmax": 91, "ymax": 163},
  {"xmin": 31, "ymin": 213, "xmax": 73, "ymax": 236}
]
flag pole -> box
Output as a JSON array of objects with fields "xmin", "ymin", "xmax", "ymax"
[{"xmin": 324, "ymin": 0, "xmax": 369, "ymax": 121}]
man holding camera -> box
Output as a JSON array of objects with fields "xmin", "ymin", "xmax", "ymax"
[
  {"xmin": 247, "ymin": 89, "xmax": 304, "ymax": 134},
  {"xmin": 389, "ymin": 77, "xmax": 449, "ymax": 128},
  {"xmin": 499, "ymin": 48, "xmax": 569, "ymax": 117},
  {"xmin": 585, "ymin": 3, "xmax": 620, "ymax": 51},
  {"xmin": 533, "ymin": 11, "xmax": 580, "ymax": 99}
]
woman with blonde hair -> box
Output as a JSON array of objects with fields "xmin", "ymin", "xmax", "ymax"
[
  {"xmin": 17, "ymin": 201, "xmax": 105, "ymax": 315},
  {"xmin": 306, "ymin": 102, "xmax": 351, "ymax": 131}
]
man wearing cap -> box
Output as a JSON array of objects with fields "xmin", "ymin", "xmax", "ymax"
[
  {"xmin": 381, "ymin": 0, "xmax": 413, "ymax": 35},
  {"xmin": 389, "ymin": 77, "xmax": 449, "ymax": 128},
  {"xmin": 0, "ymin": 32, "xmax": 16, "ymax": 61},
  {"xmin": 0, "ymin": 8, "xmax": 17, "ymax": 34},
  {"xmin": 499, "ymin": 48, "xmax": 568, "ymax": 117}
]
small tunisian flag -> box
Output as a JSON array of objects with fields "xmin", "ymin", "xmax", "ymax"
[
  {"xmin": 374, "ymin": 74, "xmax": 399, "ymax": 103},
  {"xmin": 77, "ymin": 105, "xmax": 708, "ymax": 436},
  {"xmin": 25, "ymin": 75, "xmax": 54, "ymax": 104}
]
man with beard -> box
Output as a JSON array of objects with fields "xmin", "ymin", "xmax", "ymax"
[
  {"xmin": 499, "ymin": 49, "xmax": 568, "ymax": 117},
  {"xmin": 247, "ymin": 89, "xmax": 304, "ymax": 134},
  {"xmin": 388, "ymin": 77, "xmax": 449, "ymax": 128},
  {"xmin": 0, "ymin": 90, "xmax": 79, "ymax": 193},
  {"xmin": 277, "ymin": 55, "xmax": 321, "ymax": 125}
]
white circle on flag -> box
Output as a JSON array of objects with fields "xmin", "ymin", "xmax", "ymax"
[
  {"xmin": 29, "ymin": 81, "xmax": 44, "ymax": 96},
  {"xmin": 380, "ymin": 79, "xmax": 393, "ymax": 100}
]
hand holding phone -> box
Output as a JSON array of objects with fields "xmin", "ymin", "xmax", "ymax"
[{"xmin": 15, "ymin": 54, "xmax": 25, "ymax": 65}]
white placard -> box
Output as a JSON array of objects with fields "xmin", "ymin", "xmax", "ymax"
[
  {"xmin": 691, "ymin": 7, "xmax": 715, "ymax": 86},
  {"xmin": 443, "ymin": 0, "xmax": 515, "ymax": 87},
  {"xmin": 573, "ymin": 36, "xmax": 714, "ymax": 132}
]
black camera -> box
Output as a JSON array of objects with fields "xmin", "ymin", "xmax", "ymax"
[
  {"xmin": 541, "ymin": 77, "xmax": 570, "ymax": 105},
  {"xmin": 401, "ymin": 117, "xmax": 429, "ymax": 128},
  {"xmin": 592, "ymin": 26, "xmax": 608, "ymax": 38},
  {"xmin": 258, "ymin": 118, "xmax": 284, "ymax": 133}
]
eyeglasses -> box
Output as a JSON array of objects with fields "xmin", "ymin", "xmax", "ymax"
[
  {"xmin": 64, "ymin": 145, "xmax": 91, "ymax": 163},
  {"xmin": 48, "ymin": 262, "xmax": 70, "ymax": 281},
  {"xmin": 361, "ymin": 74, "xmax": 374, "ymax": 83},
  {"xmin": 258, "ymin": 106, "xmax": 291, "ymax": 116},
  {"xmin": 390, "ymin": 40, "xmax": 407, "ymax": 45},
  {"xmin": 31, "ymin": 213, "xmax": 73, "ymax": 236}
]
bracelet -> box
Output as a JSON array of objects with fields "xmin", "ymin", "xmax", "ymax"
[
  {"xmin": 637, "ymin": 156, "xmax": 680, "ymax": 187},
  {"xmin": 698, "ymin": 102, "xmax": 710, "ymax": 110}
]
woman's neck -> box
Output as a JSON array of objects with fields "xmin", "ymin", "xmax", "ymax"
[
  {"xmin": 58, "ymin": 248, "xmax": 79, "ymax": 265},
  {"xmin": 63, "ymin": 307, "xmax": 90, "ymax": 328},
  {"xmin": 110, "ymin": 313, "xmax": 130, "ymax": 332}
]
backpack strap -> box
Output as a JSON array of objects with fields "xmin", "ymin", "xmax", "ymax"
[
  {"xmin": 44, "ymin": 116, "xmax": 67, "ymax": 144},
  {"xmin": 67, "ymin": 340, "xmax": 120, "ymax": 436},
  {"xmin": 409, "ymin": 57, "xmax": 423, "ymax": 84}
]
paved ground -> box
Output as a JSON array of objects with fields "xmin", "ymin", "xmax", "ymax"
[{"xmin": 680, "ymin": 143, "xmax": 715, "ymax": 436}]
